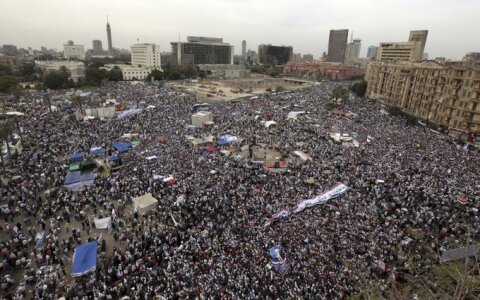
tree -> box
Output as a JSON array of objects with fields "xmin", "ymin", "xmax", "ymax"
[
  {"xmin": 0, "ymin": 76, "xmax": 19, "ymax": 93},
  {"xmin": 18, "ymin": 63, "xmax": 36, "ymax": 81},
  {"xmin": 331, "ymin": 86, "xmax": 349, "ymax": 102},
  {"xmin": 351, "ymin": 80, "xmax": 367, "ymax": 98},
  {"xmin": 0, "ymin": 64, "xmax": 12, "ymax": 77},
  {"xmin": 275, "ymin": 85, "xmax": 285, "ymax": 92},
  {"xmin": 146, "ymin": 69, "xmax": 165, "ymax": 81},
  {"xmin": 84, "ymin": 64, "xmax": 108, "ymax": 86},
  {"xmin": 43, "ymin": 70, "xmax": 69, "ymax": 89},
  {"xmin": 108, "ymin": 66, "xmax": 123, "ymax": 81}
]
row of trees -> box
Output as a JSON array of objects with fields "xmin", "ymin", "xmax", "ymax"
[{"xmin": 146, "ymin": 64, "xmax": 207, "ymax": 81}]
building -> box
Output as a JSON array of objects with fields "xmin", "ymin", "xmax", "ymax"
[
  {"xmin": 464, "ymin": 52, "xmax": 480, "ymax": 64},
  {"xmin": 63, "ymin": 41, "xmax": 85, "ymax": 60},
  {"xmin": 246, "ymin": 50, "xmax": 258, "ymax": 64},
  {"xmin": 106, "ymin": 19, "xmax": 113, "ymax": 56},
  {"xmin": 92, "ymin": 40, "xmax": 103, "ymax": 55},
  {"xmin": 1, "ymin": 45, "xmax": 18, "ymax": 56},
  {"xmin": 242, "ymin": 40, "xmax": 246, "ymax": 59},
  {"xmin": 291, "ymin": 53, "xmax": 302, "ymax": 62},
  {"xmin": 302, "ymin": 54, "xmax": 314, "ymax": 62},
  {"xmin": 258, "ymin": 44, "xmax": 293, "ymax": 65},
  {"xmin": 103, "ymin": 64, "xmax": 150, "ymax": 81},
  {"xmin": 326, "ymin": 29, "xmax": 348, "ymax": 63},
  {"xmin": 35, "ymin": 60, "xmax": 85, "ymax": 83},
  {"xmin": 422, "ymin": 53, "xmax": 429, "ymax": 60},
  {"xmin": 171, "ymin": 36, "xmax": 234, "ymax": 65},
  {"xmin": 131, "ymin": 43, "xmax": 161, "ymax": 69},
  {"xmin": 408, "ymin": 30, "xmax": 428, "ymax": 61},
  {"xmin": 365, "ymin": 60, "xmax": 480, "ymax": 136},
  {"xmin": 345, "ymin": 39, "xmax": 361, "ymax": 63},
  {"xmin": 283, "ymin": 61, "xmax": 364, "ymax": 81},
  {"xmin": 376, "ymin": 30, "xmax": 428, "ymax": 62},
  {"xmin": 367, "ymin": 46, "xmax": 377, "ymax": 59}
]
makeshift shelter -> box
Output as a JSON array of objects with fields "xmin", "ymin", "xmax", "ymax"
[
  {"xmin": 192, "ymin": 111, "xmax": 213, "ymax": 126},
  {"xmin": 132, "ymin": 193, "xmax": 158, "ymax": 215},
  {"xmin": 263, "ymin": 121, "xmax": 277, "ymax": 128},
  {"xmin": 204, "ymin": 146, "xmax": 217, "ymax": 152},
  {"xmin": 72, "ymin": 240, "xmax": 98, "ymax": 277},
  {"xmin": 112, "ymin": 142, "xmax": 132, "ymax": 153},
  {"xmin": 70, "ymin": 152, "xmax": 84, "ymax": 162},
  {"xmin": 440, "ymin": 245, "xmax": 480, "ymax": 262},
  {"xmin": 156, "ymin": 136, "xmax": 166, "ymax": 142},
  {"xmin": 287, "ymin": 111, "xmax": 305, "ymax": 120},
  {"xmin": 90, "ymin": 147, "xmax": 105, "ymax": 156},
  {"xmin": 217, "ymin": 134, "xmax": 240, "ymax": 146},
  {"xmin": 118, "ymin": 108, "xmax": 142, "ymax": 119},
  {"xmin": 64, "ymin": 171, "xmax": 97, "ymax": 191},
  {"xmin": 69, "ymin": 162, "xmax": 81, "ymax": 171},
  {"xmin": 293, "ymin": 150, "xmax": 312, "ymax": 162},
  {"xmin": 80, "ymin": 158, "xmax": 96, "ymax": 171}
]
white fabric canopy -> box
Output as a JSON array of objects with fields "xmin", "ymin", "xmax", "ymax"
[{"xmin": 132, "ymin": 193, "xmax": 158, "ymax": 215}]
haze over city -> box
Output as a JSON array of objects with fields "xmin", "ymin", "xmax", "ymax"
[{"xmin": 1, "ymin": 0, "xmax": 479, "ymax": 59}]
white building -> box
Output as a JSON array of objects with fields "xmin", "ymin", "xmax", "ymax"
[
  {"xmin": 35, "ymin": 60, "xmax": 85, "ymax": 83},
  {"xmin": 103, "ymin": 64, "xmax": 151, "ymax": 81},
  {"xmin": 63, "ymin": 40, "xmax": 85, "ymax": 60},
  {"xmin": 131, "ymin": 43, "xmax": 161, "ymax": 69}
]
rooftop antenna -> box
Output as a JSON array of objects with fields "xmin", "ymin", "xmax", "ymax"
[{"xmin": 106, "ymin": 15, "xmax": 109, "ymax": 23}]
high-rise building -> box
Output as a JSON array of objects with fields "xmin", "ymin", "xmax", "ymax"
[
  {"xmin": 106, "ymin": 18, "xmax": 113, "ymax": 56},
  {"xmin": 171, "ymin": 36, "xmax": 234, "ymax": 65},
  {"xmin": 92, "ymin": 40, "xmax": 103, "ymax": 55},
  {"xmin": 376, "ymin": 42, "xmax": 417, "ymax": 62},
  {"xmin": 367, "ymin": 46, "xmax": 377, "ymax": 59},
  {"xmin": 345, "ymin": 39, "xmax": 361, "ymax": 63},
  {"xmin": 408, "ymin": 30, "xmax": 428, "ymax": 61},
  {"xmin": 131, "ymin": 43, "xmax": 161, "ymax": 69},
  {"xmin": 242, "ymin": 40, "xmax": 246, "ymax": 58},
  {"xmin": 326, "ymin": 29, "xmax": 348, "ymax": 63},
  {"xmin": 1, "ymin": 45, "xmax": 18, "ymax": 56},
  {"xmin": 365, "ymin": 59, "xmax": 480, "ymax": 135},
  {"xmin": 463, "ymin": 52, "xmax": 480, "ymax": 64},
  {"xmin": 63, "ymin": 41, "xmax": 85, "ymax": 60},
  {"xmin": 303, "ymin": 54, "xmax": 314, "ymax": 62},
  {"xmin": 258, "ymin": 44, "xmax": 293, "ymax": 65},
  {"xmin": 246, "ymin": 50, "xmax": 258, "ymax": 64}
]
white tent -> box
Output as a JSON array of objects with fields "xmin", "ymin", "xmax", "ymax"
[
  {"xmin": 192, "ymin": 111, "xmax": 213, "ymax": 126},
  {"xmin": 132, "ymin": 193, "xmax": 158, "ymax": 215},
  {"xmin": 94, "ymin": 217, "xmax": 112, "ymax": 229}
]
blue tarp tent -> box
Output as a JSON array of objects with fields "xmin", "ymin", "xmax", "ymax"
[
  {"xmin": 217, "ymin": 134, "xmax": 239, "ymax": 146},
  {"xmin": 108, "ymin": 156, "xmax": 119, "ymax": 161},
  {"xmin": 70, "ymin": 152, "xmax": 84, "ymax": 161},
  {"xmin": 112, "ymin": 142, "xmax": 132, "ymax": 153},
  {"xmin": 72, "ymin": 240, "xmax": 98, "ymax": 277},
  {"xmin": 90, "ymin": 147, "xmax": 105, "ymax": 155},
  {"xmin": 64, "ymin": 171, "xmax": 97, "ymax": 191},
  {"xmin": 118, "ymin": 108, "xmax": 142, "ymax": 119}
]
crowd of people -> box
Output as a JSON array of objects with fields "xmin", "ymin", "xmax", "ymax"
[{"xmin": 0, "ymin": 81, "xmax": 478, "ymax": 299}]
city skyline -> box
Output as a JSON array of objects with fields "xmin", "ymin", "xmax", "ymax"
[{"xmin": 1, "ymin": 0, "xmax": 479, "ymax": 59}]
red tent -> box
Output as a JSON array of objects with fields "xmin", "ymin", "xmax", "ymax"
[{"xmin": 204, "ymin": 146, "xmax": 217, "ymax": 152}]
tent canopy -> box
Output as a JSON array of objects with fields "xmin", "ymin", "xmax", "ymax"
[
  {"xmin": 112, "ymin": 142, "xmax": 132, "ymax": 153},
  {"xmin": 132, "ymin": 193, "xmax": 158, "ymax": 214},
  {"xmin": 70, "ymin": 152, "xmax": 84, "ymax": 160},
  {"xmin": 90, "ymin": 147, "xmax": 105, "ymax": 155},
  {"xmin": 72, "ymin": 240, "xmax": 98, "ymax": 277},
  {"xmin": 64, "ymin": 171, "xmax": 96, "ymax": 185},
  {"xmin": 217, "ymin": 134, "xmax": 239, "ymax": 146}
]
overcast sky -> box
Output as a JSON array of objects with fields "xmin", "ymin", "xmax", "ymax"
[{"xmin": 1, "ymin": 0, "xmax": 479, "ymax": 59}]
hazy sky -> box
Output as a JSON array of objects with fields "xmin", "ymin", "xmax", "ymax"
[{"xmin": 1, "ymin": 0, "xmax": 479, "ymax": 59}]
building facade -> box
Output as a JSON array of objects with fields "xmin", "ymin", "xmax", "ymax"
[
  {"xmin": 283, "ymin": 61, "xmax": 364, "ymax": 80},
  {"xmin": 171, "ymin": 36, "xmax": 234, "ymax": 65},
  {"xmin": 92, "ymin": 40, "xmax": 103, "ymax": 55},
  {"xmin": 64, "ymin": 41, "xmax": 85, "ymax": 60},
  {"xmin": 376, "ymin": 42, "xmax": 416, "ymax": 62},
  {"xmin": 408, "ymin": 30, "xmax": 428, "ymax": 61},
  {"xmin": 131, "ymin": 43, "xmax": 161, "ymax": 69},
  {"xmin": 103, "ymin": 64, "xmax": 150, "ymax": 81},
  {"xmin": 197, "ymin": 64, "xmax": 251, "ymax": 79},
  {"xmin": 345, "ymin": 39, "xmax": 361, "ymax": 64},
  {"xmin": 35, "ymin": 60, "xmax": 85, "ymax": 83},
  {"xmin": 258, "ymin": 44, "xmax": 293, "ymax": 65},
  {"xmin": 302, "ymin": 54, "xmax": 314, "ymax": 62},
  {"xmin": 326, "ymin": 29, "xmax": 348, "ymax": 63},
  {"xmin": 1, "ymin": 45, "xmax": 18, "ymax": 56},
  {"xmin": 367, "ymin": 46, "xmax": 377, "ymax": 59},
  {"xmin": 242, "ymin": 40, "xmax": 246, "ymax": 59},
  {"xmin": 365, "ymin": 60, "xmax": 480, "ymax": 135}
]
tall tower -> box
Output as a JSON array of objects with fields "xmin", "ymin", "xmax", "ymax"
[
  {"xmin": 326, "ymin": 29, "xmax": 349, "ymax": 63},
  {"xmin": 242, "ymin": 40, "xmax": 246, "ymax": 58},
  {"xmin": 106, "ymin": 16, "xmax": 113, "ymax": 56}
]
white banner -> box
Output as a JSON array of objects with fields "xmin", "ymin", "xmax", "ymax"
[
  {"xmin": 94, "ymin": 217, "xmax": 112, "ymax": 229},
  {"xmin": 292, "ymin": 183, "xmax": 348, "ymax": 213}
]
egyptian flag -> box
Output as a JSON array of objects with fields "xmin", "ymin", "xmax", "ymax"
[{"xmin": 457, "ymin": 195, "xmax": 467, "ymax": 205}]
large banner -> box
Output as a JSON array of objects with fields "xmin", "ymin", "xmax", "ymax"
[
  {"xmin": 292, "ymin": 183, "xmax": 348, "ymax": 214},
  {"xmin": 264, "ymin": 183, "xmax": 348, "ymax": 228},
  {"xmin": 94, "ymin": 217, "xmax": 112, "ymax": 229}
]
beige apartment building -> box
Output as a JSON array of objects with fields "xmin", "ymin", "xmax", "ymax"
[
  {"xmin": 376, "ymin": 30, "xmax": 428, "ymax": 62},
  {"xmin": 365, "ymin": 60, "xmax": 480, "ymax": 135}
]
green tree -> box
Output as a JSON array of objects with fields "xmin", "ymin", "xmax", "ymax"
[
  {"xmin": 0, "ymin": 76, "xmax": 19, "ymax": 93},
  {"xmin": 167, "ymin": 70, "xmax": 182, "ymax": 80},
  {"xmin": 84, "ymin": 65, "xmax": 108, "ymax": 86},
  {"xmin": 108, "ymin": 66, "xmax": 123, "ymax": 81},
  {"xmin": 146, "ymin": 69, "xmax": 165, "ymax": 81},
  {"xmin": 351, "ymin": 80, "xmax": 367, "ymax": 98},
  {"xmin": 275, "ymin": 85, "xmax": 285, "ymax": 92},
  {"xmin": 0, "ymin": 64, "xmax": 12, "ymax": 77},
  {"xmin": 43, "ymin": 70, "xmax": 69, "ymax": 89},
  {"xmin": 18, "ymin": 63, "xmax": 36, "ymax": 81},
  {"xmin": 331, "ymin": 86, "xmax": 349, "ymax": 103}
]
